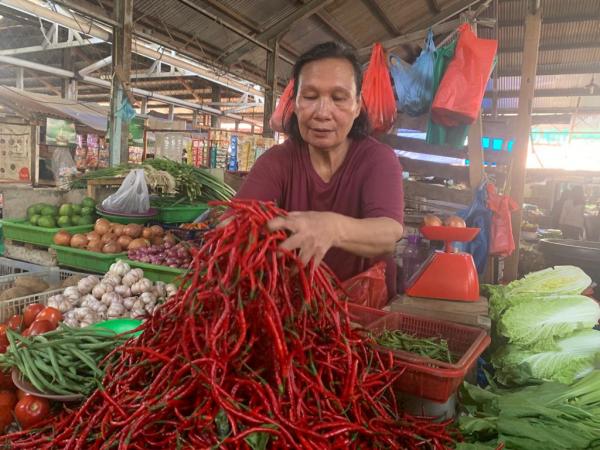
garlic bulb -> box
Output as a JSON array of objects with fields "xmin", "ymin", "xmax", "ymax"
[
  {"xmin": 77, "ymin": 276, "xmax": 99, "ymax": 295},
  {"xmin": 64, "ymin": 316, "xmax": 79, "ymax": 328},
  {"xmin": 130, "ymin": 307, "xmax": 146, "ymax": 319},
  {"xmin": 139, "ymin": 292, "xmax": 157, "ymax": 305},
  {"xmin": 144, "ymin": 303, "xmax": 155, "ymax": 315},
  {"xmin": 102, "ymin": 274, "xmax": 121, "ymax": 287},
  {"xmin": 153, "ymin": 281, "xmax": 167, "ymax": 299},
  {"xmin": 47, "ymin": 294, "xmax": 73, "ymax": 313},
  {"xmin": 121, "ymin": 273, "xmax": 138, "ymax": 287},
  {"xmin": 131, "ymin": 278, "xmax": 153, "ymax": 295},
  {"xmin": 107, "ymin": 302, "xmax": 125, "ymax": 318},
  {"xmin": 109, "ymin": 260, "xmax": 131, "ymax": 277},
  {"xmin": 114, "ymin": 285, "xmax": 132, "ymax": 298},
  {"xmin": 63, "ymin": 286, "xmax": 80, "ymax": 302},
  {"xmin": 166, "ymin": 283, "xmax": 177, "ymax": 297},
  {"xmin": 123, "ymin": 297, "xmax": 137, "ymax": 310},
  {"xmin": 101, "ymin": 292, "xmax": 122, "ymax": 307},
  {"xmin": 92, "ymin": 282, "xmax": 114, "ymax": 299}
]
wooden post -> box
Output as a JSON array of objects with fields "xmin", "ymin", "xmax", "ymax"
[
  {"xmin": 503, "ymin": 2, "xmax": 542, "ymax": 281},
  {"xmin": 108, "ymin": 0, "xmax": 133, "ymax": 165},
  {"xmin": 263, "ymin": 39, "xmax": 279, "ymax": 138},
  {"xmin": 210, "ymin": 86, "xmax": 221, "ymax": 128}
]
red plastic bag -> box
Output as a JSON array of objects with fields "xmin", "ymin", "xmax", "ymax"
[
  {"xmin": 269, "ymin": 78, "xmax": 295, "ymax": 133},
  {"xmin": 431, "ymin": 24, "xmax": 497, "ymax": 126},
  {"xmin": 342, "ymin": 261, "xmax": 388, "ymax": 309},
  {"xmin": 362, "ymin": 43, "xmax": 397, "ymax": 133},
  {"xmin": 487, "ymin": 184, "xmax": 519, "ymax": 257}
]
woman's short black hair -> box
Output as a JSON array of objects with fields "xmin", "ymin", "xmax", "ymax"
[{"xmin": 281, "ymin": 41, "xmax": 371, "ymax": 142}]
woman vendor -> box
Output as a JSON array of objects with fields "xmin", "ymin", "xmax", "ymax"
[{"xmin": 236, "ymin": 42, "xmax": 404, "ymax": 297}]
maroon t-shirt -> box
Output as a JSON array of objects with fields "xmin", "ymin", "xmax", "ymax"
[{"xmin": 236, "ymin": 136, "xmax": 404, "ymax": 296}]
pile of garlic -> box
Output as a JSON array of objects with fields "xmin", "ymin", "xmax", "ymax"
[{"xmin": 47, "ymin": 260, "xmax": 177, "ymax": 328}]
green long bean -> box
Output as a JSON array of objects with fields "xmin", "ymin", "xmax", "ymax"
[{"xmin": 374, "ymin": 329, "xmax": 454, "ymax": 363}]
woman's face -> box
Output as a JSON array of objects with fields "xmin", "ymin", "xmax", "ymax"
[{"xmin": 295, "ymin": 58, "xmax": 361, "ymax": 151}]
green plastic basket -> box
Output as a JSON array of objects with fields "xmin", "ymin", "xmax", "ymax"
[
  {"xmin": 156, "ymin": 203, "xmax": 208, "ymax": 224},
  {"xmin": 1, "ymin": 219, "xmax": 94, "ymax": 247},
  {"xmin": 123, "ymin": 259, "xmax": 188, "ymax": 284},
  {"xmin": 51, "ymin": 245, "xmax": 126, "ymax": 273}
]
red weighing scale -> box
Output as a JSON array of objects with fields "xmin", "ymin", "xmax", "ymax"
[{"xmin": 405, "ymin": 226, "xmax": 480, "ymax": 302}]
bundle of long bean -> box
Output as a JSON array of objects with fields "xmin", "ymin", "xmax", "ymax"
[
  {"xmin": 0, "ymin": 326, "xmax": 128, "ymax": 396},
  {"xmin": 3, "ymin": 200, "xmax": 458, "ymax": 449},
  {"xmin": 375, "ymin": 330, "xmax": 454, "ymax": 363}
]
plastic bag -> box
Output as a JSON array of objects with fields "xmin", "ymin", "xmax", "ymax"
[
  {"xmin": 51, "ymin": 148, "xmax": 78, "ymax": 189},
  {"xmin": 426, "ymin": 39, "xmax": 470, "ymax": 148},
  {"xmin": 457, "ymin": 182, "xmax": 492, "ymax": 274},
  {"xmin": 487, "ymin": 183, "xmax": 519, "ymax": 257},
  {"xmin": 389, "ymin": 31, "xmax": 435, "ymax": 117},
  {"xmin": 431, "ymin": 24, "xmax": 497, "ymax": 126},
  {"xmin": 269, "ymin": 78, "xmax": 295, "ymax": 133},
  {"xmin": 101, "ymin": 169, "xmax": 150, "ymax": 214},
  {"xmin": 362, "ymin": 43, "xmax": 397, "ymax": 133},
  {"xmin": 342, "ymin": 261, "xmax": 388, "ymax": 309}
]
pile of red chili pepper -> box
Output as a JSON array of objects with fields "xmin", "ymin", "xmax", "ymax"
[{"xmin": 3, "ymin": 200, "xmax": 458, "ymax": 449}]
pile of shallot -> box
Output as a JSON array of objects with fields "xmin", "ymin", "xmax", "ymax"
[
  {"xmin": 127, "ymin": 241, "xmax": 194, "ymax": 268},
  {"xmin": 46, "ymin": 260, "xmax": 176, "ymax": 327}
]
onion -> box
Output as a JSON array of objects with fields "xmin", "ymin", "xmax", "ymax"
[
  {"xmin": 151, "ymin": 236, "xmax": 164, "ymax": 246},
  {"xmin": 117, "ymin": 235, "xmax": 132, "ymax": 250},
  {"xmin": 101, "ymin": 232, "xmax": 117, "ymax": 244},
  {"xmin": 444, "ymin": 215, "xmax": 466, "ymax": 228},
  {"xmin": 102, "ymin": 242, "xmax": 121, "ymax": 254},
  {"xmin": 150, "ymin": 225, "xmax": 164, "ymax": 237},
  {"xmin": 423, "ymin": 214, "xmax": 443, "ymax": 227},
  {"xmin": 86, "ymin": 231, "xmax": 101, "ymax": 241},
  {"xmin": 53, "ymin": 230, "xmax": 72, "ymax": 246},
  {"xmin": 128, "ymin": 238, "xmax": 150, "ymax": 251},
  {"xmin": 163, "ymin": 233, "xmax": 176, "ymax": 245},
  {"xmin": 112, "ymin": 223, "xmax": 125, "ymax": 236},
  {"xmin": 94, "ymin": 218, "xmax": 111, "ymax": 235},
  {"xmin": 142, "ymin": 228, "xmax": 154, "ymax": 239},
  {"xmin": 123, "ymin": 224, "xmax": 143, "ymax": 239},
  {"xmin": 88, "ymin": 240, "xmax": 103, "ymax": 252},
  {"xmin": 70, "ymin": 234, "xmax": 89, "ymax": 249}
]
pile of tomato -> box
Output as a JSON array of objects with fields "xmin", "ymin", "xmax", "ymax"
[{"xmin": 0, "ymin": 304, "xmax": 62, "ymax": 433}]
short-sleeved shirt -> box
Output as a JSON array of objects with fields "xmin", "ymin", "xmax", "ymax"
[{"xmin": 236, "ymin": 136, "xmax": 404, "ymax": 296}]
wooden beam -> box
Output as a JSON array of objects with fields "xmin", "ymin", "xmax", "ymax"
[
  {"xmin": 499, "ymin": 63, "xmax": 600, "ymax": 77},
  {"xmin": 425, "ymin": 0, "xmax": 441, "ymax": 14},
  {"xmin": 316, "ymin": 10, "xmax": 362, "ymax": 48},
  {"xmin": 484, "ymin": 88, "xmax": 600, "ymax": 99},
  {"xmin": 360, "ymin": 0, "xmax": 401, "ymax": 35},
  {"xmin": 263, "ymin": 39, "xmax": 278, "ymax": 138},
  {"xmin": 222, "ymin": 0, "xmax": 332, "ymax": 65},
  {"xmin": 503, "ymin": 5, "xmax": 542, "ymax": 282}
]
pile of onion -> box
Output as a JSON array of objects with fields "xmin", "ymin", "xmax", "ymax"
[
  {"xmin": 128, "ymin": 241, "xmax": 194, "ymax": 268},
  {"xmin": 422, "ymin": 214, "xmax": 466, "ymax": 228}
]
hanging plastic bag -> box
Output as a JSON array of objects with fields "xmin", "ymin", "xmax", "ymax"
[
  {"xmin": 269, "ymin": 78, "xmax": 295, "ymax": 133},
  {"xmin": 341, "ymin": 261, "xmax": 388, "ymax": 309},
  {"xmin": 101, "ymin": 169, "xmax": 150, "ymax": 214},
  {"xmin": 431, "ymin": 24, "xmax": 497, "ymax": 126},
  {"xmin": 362, "ymin": 43, "xmax": 397, "ymax": 133},
  {"xmin": 389, "ymin": 31, "xmax": 436, "ymax": 117},
  {"xmin": 456, "ymin": 182, "xmax": 492, "ymax": 274},
  {"xmin": 487, "ymin": 183, "xmax": 519, "ymax": 257}
]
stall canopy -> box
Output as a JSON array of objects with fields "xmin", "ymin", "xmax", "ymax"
[{"xmin": 0, "ymin": 86, "xmax": 108, "ymax": 131}]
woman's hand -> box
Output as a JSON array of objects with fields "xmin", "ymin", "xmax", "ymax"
[{"xmin": 268, "ymin": 211, "xmax": 340, "ymax": 267}]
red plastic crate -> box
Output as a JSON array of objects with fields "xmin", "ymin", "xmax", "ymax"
[
  {"xmin": 346, "ymin": 302, "xmax": 389, "ymax": 328},
  {"xmin": 368, "ymin": 312, "xmax": 490, "ymax": 402}
]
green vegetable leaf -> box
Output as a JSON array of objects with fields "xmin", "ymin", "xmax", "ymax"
[
  {"xmin": 215, "ymin": 408, "xmax": 230, "ymax": 440},
  {"xmin": 244, "ymin": 424, "xmax": 277, "ymax": 450}
]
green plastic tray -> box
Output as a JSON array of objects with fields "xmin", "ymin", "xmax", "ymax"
[
  {"xmin": 95, "ymin": 209, "xmax": 157, "ymax": 225},
  {"xmin": 123, "ymin": 258, "xmax": 188, "ymax": 284},
  {"xmin": 156, "ymin": 203, "xmax": 208, "ymax": 224},
  {"xmin": 51, "ymin": 245, "xmax": 126, "ymax": 273},
  {"xmin": 1, "ymin": 219, "xmax": 93, "ymax": 247}
]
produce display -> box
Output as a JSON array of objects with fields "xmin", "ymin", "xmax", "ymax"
[
  {"xmin": 0, "ymin": 326, "xmax": 128, "ymax": 396},
  {"xmin": 127, "ymin": 241, "xmax": 195, "ymax": 268},
  {"xmin": 2, "ymin": 200, "xmax": 457, "ymax": 448},
  {"xmin": 0, "ymin": 275, "xmax": 50, "ymax": 302},
  {"xmin": 374, "ymin": 329, "xmax": 454, "ymax": 363},
  {"xmin": 53, "ymin": 218, "xmax": 174, "ymax": 255},
  {"xmin": 46, "ymin": 261, "xmax": 176, "ymax": 326},
  {"xmin": 26, "ymin": 197, "xmax": 96, "ymax": 228},
  {"xmin": 485, "ymin": 266, "xmax": 600, "ymax": 385}
]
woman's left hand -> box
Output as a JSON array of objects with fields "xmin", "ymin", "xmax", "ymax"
[{"xmin": 268, "ymin": 211, "xmax": 340, "ymax": 266}]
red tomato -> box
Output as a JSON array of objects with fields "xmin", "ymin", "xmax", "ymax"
[
  {"xmin": 34, "ymin": 308, "xmax": 62, "ymax": 328},
  {"xmin": 0, "ymin": 408, "xmax": 12, "ymax": 433},
  {"xmin": 16, "ymin": 390, "xmax": 32, "ymax": 401},
  {"xmin": 0, "ymin": 390, "xmax": 16, "ymax": 410},
  {"xmin": 22, "ymin": 304, "xmax": 45, "ymax": 328},
  {"xmin": 6, "ymin": 315, "xmax": 23, "ymax": 332},
  {"xmin": 0, "ymin": 325, "xmax": 8, "ymax": 347},
  {"xmin": 21, "ymin": 329, "xmax": 30, "ymax": 337},
  {"xmin": 0, "ymin": 370, "xmax": 14, "ymax": 390},
  {"xmin": 14, "ymin": 396, "xmax": 50, "ymax": 429},
  {"xmin": 27, "ymin": 320, "xmax": 56, "ymax": 336}
]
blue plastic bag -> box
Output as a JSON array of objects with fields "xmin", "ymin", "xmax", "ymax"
[
  {"xmin": 389, "ymin": 31, "xmax": 435, "ymax": 117},
  {"xmin": 456, "ymin": 182, "xmax": 492, "ymax": 275}
]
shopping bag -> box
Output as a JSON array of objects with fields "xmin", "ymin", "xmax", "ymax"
[
  {"xmin": 487, "ymin": 184, "xmax": 519, "ymax": 257},
  {"xmin": 269, "ymin": 78, "xmax": 295, "ymax": 133},
  {"xmin": 431, "ymin": 24, "xmax": 497, "ymax": 126},
  {"xmin": 389, "ymin": 31, "xmax": 435, "ymax": 117},
  {"xmin": 101, "ymin": 169, "xmax": 150, "ymax": 214},
  {"xmin": 342, "ymin": 261, "xmax": 388, "ymax": 309},
  {"xmin": 362, "ymin": 43, "xmax": 397, "ymax": 133},
  {"xmin": 457, "ymin": 182, "xmax": 492, "ymax": 274}
]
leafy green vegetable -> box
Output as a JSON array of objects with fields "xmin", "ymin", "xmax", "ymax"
[
  {"xmin": 459, "ymin": 371, "xmax": 600, "ymax": 450},
  {"xmin": 492, "ymin": 330, "xmax": 600, "ymax": 385},
  {"xmin": 497, "ymin": 294, "xmax": 600, "ymax": 350},
  {"xmin": 244, "ymin": 424, "xmax": 278, "ymax": 450}
]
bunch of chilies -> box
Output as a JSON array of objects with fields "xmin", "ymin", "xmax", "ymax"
[{"xmin": 4, "ymin": 200, "xmax": 458, "ymax": 449}]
